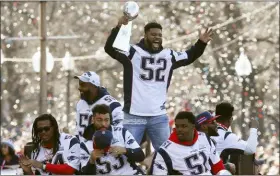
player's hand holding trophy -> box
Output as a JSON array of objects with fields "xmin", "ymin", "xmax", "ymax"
[{"xmin": 113, "ymin": 1, "xmax": 139, "ymax": 52}]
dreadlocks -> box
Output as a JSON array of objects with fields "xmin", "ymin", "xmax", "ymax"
[{"xmin": 31, "ymin": 114, "xmax": 60, "ymax": 159}]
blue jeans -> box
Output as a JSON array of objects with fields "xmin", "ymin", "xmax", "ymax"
[{"xmin": 123, "ymin": 112, "xmax": 170, "ymax": 151}]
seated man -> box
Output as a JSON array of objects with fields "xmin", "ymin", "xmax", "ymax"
[
  {"xmin": 150, "ymin": 111, "xmax": 230, "ymax": 175},
  {"xmin": 211, "ymin": 102, "xmax": 259, "ymax": 162},
  {"xmin": 195, "ymin": 111, "xmax": 236, "ymax": 174},
  {"xmin": 80, "ymin": 104, "xmax": 145, "ymax": 175},
  {"xmin": 19, "ymin": 114, "xmax": 80, "ymax": 175}
]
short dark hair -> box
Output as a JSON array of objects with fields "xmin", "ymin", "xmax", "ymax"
[
  {"xmin": 144, "ymin": 22, "xmax": 162, "ymax": 34},
  {"xmin": 215, "ymin": 102, "xmax": 234, "ymax": 122},
  {"xmin": 175, "ymin": 111, "xmax": 195, "ymax": 125},
  {"xmin": 92, "ymin": 104, "xmax": 111, "ymax": 116}
]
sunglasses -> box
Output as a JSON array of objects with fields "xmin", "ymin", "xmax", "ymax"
[{"xmin": 37, "ymin": 126, "xmax": 51, "ymax": 133}]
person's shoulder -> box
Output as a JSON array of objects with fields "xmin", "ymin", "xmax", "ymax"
[
  {"xmin": 76, "ymin": 99, "xmax": 89, "ymax": 110},
  {"xmin": 99, "ymin": 87, "xmax": 110, "ymax": 96},
  {"xmin": 99, "ymin": 94, "xmax": 120, "ymax": 106},
  {"xmin": 111, "ymin": 125, "xmax": 125, "ymax": 133},
  {"xmin": 159, "ymin": 140, "xmax": 174, "ymax": 151},
  {"xmin": 198, "ymin": 131, "xmax": 208, "ymax": 138},
  {"xmin": 216, "ymin": 128, "xmax": 227, "ymax": 136},
  {"xmin": 60, "ymin": 132, "xmax": 73, "ymax": 139},
  {"xmin": 60, "ymin": 133, "xmax": 79, "ymax": 145},
  {"xmin": 198, "ymin": 131, "xmax": 213, "ymax": 146}
]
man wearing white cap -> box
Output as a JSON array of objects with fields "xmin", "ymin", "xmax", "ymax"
[{"xmin": 74, "ymin": 71, "xmax": 124, "ymax": 139}]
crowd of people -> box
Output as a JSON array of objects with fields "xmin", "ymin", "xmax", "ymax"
[{"xmin": 1, "ymin": 13, "xmax": 278, "ymax": 175}]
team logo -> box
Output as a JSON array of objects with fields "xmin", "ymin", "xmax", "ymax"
[
  {"xmin": 67, "ymin": 155, "xmax": 79, "ymax": 161},
  {"xmin": 127, "ymin": 139, "xmax": 135, "ymax": 145},
  {"xmin": 85, "ymin": 72, "xmax": 92, "ymax": 77},
  {"xmin": 160, "ymin": 102, "xmax": 166, "ymax": 110},
  {"xmin": 81, "ymin": 155, "xmax": 89, "ymax": 160}
]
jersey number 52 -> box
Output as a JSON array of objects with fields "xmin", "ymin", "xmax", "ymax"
[{"xmin": 140, "ymin": 57, "xmax": 167, "ymax": 82}]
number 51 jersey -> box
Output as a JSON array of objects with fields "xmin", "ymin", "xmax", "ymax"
[{"xmin": 151, "ymin": 132, "xmax": 223, "ymax": 175}]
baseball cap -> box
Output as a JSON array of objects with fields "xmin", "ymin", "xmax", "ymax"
[
  {"xmin": 93, "ymin": 130, "xmax": 113, "ymax": 149},
  {"xmin": 74, "ymin": 71, "xmax": 100, "ymax": 87},
  {"xmin": 195, "ymin": 111, "xmax": 220, "ymax": 127},
  {"xmin": 1, "ymin": 139, "xmax": 15, "ymax": 151}
]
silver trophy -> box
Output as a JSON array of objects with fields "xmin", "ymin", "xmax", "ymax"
[{"xmin": 113, "ymin": 1, "xmax": 139, "ymax": 52}]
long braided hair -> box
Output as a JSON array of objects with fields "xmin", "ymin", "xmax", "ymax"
[{"xmin": 31, "ymin": 114, "xmax": 60, "ymax": 159}]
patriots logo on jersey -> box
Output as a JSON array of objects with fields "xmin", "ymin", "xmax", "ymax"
[
  {"xmin": 81, "ymin": 155, "xmax": 89, "ymax": 160},
  {"xmin": 127, "ymin": 139, "xmax": 135, "ymax": 145},
  {"xmin": 67, "ymin": 155, "xmax": 79, "ymax": 161},
  {"xmin": 160, "ymin": 102, "xmax": 166, "ymax": 110}
]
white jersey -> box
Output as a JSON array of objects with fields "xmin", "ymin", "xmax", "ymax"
[
  {"xmin": 211, "ymin": 125, "xmax": 258, "ymax": 161},
  {"xmin": 80, "ymin": 126, "xmax": 143, "ymax": 175},
  {"xmin": 76, "ymin": 87, "xmax": 124, "ymax": 137},
  {"xmin": 105, "ymin": 27, "xmax": 207, "ymax": 116},
  {"xmin": 31, "ymin": 133, "xmax": 80, "ymax": 175},
  {"xmin": 151, "ymin": 132, "xmax": 222, "ymax": 175}
]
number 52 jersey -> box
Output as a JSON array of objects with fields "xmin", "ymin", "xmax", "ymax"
[{"xmin": 105, "ymin": 27, "xmax": 207, "ymax": 116}]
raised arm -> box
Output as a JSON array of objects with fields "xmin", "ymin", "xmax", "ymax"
[
  {"xmin": 172, "ymin": 28, "xmax": 213, "ymax": 69},
  {"xmin": 104, "ymin": 16, "xmax": 132, "ymax": 65}
]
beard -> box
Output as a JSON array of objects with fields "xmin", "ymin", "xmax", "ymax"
[
  {"xmin": 80, "ymin": 90, "xmax": 92, "ymax": 103},
  {"xmin": 208, "ymin": 127, "xmax": 219, "ymax": 136},
  {"xmin": 147, "ymin": 39, "xmax": 162, "ymax": 52}
]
